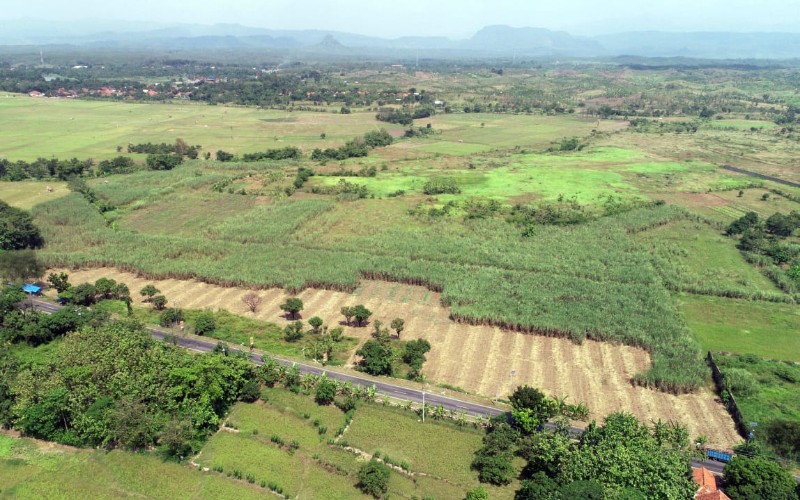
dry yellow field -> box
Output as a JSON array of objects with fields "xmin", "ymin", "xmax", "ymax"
[{"xmin": 61, "ymin": 267, "xmax": 741, "ymax": 448}]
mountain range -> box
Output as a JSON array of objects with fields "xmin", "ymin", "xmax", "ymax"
[{"xmin": 2, "ymin": 20, "xmax": 800, "ymax": 59}]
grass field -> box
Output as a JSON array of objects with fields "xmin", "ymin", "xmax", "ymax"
[
  {"xmin": 0, "ymin": 434, "xmax": 267, "ymax": 499},
  {"xmin": 194, "ymin": 389, "xmax": 508, "ymax": 499},
  {"xmin": 0, "ymin": 181, "xmax": 68, "ymax": 210},
  {"xmin": 635, "ymin": 220, "xmax": 784, "ymax": 298},
  {"xmin": 712, "ymin": 354, "xmax": 800, "ymax": 448},
  {"xmin": 344, "ymin": 403, "xmax": 484, "ymax": 486},
  {"xmin": 678, "ymin": 295, "xmax": 800, "ymax": 362},
  {"xmin": 0, "ymin": 95, "xmax": 405, "ymax": 161}
]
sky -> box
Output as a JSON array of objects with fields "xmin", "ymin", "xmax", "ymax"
[{"xmin": 3, "ymin": 0, "xmax": 800, "ymax": 38}]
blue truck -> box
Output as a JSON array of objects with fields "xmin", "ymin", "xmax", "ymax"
[{"xmin": 706, "ymin": 449, "xmax": 733, "ymax": 463}]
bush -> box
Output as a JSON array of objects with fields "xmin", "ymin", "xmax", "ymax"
[
  {"xmin": 239, "ymin": 379, "xmax": 261, "ymax": 403},
  {"xmin": 314, "ymin": 378, "xmax": 337, "ymax": 406},
  {"xmin": 423, "ymin": 177, "xmax": 461, "ymax": 195},
  {"xmin": 472, "ymin": 452, "xmax": 516, "ymax": 486},
  {"xmin": 193, "ymin": 311, "xmax": 216, "ymax": 335},
  {"xmin": 724, "ymin": 456, "xmax": 798, "ymax": 500},
  {"xmin": 357, "ymin": 460, "xmax": 391, "ymax": 498},
  {"xmin": 159, "ymin": 308, "xmax": 183, "ymax": 328},
  {"xmin": 724, "ymin": 368, "xmax": 759, "ymax": 397}
]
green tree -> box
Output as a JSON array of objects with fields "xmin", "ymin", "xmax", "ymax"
[
  {"xmin": 515, "ymin": 472, "xmax": 561, "ymax": 500},
  {"xmin": 284, "ymin": 321, "xmax": 304, "ymax": 342},
  {"xmin": 139, "ymin": 284, "xmax": 160, "ymax": 302},
  {"xmin": 724, "ymin": 456, "xmax": 798, "ymax": 500},
  {"xmin": 314, "ymin": 377, "xmax": 337, "ymax": 406},
  {"xmin": 159, "ymin": 418, "xmax": 194, "ymax": 460},
  {"xmin": 357, "ymin": 460, "xmax": 391, "ymax": 498},
  {"xmin": 0, "ymin": 201, "xmax": 44, "ymax": 250},
  {"xmin": 510, "ymin": 385, "xmax": 558, "ymax": 433},
  {"xmin": 47, "ymin": 272, "xmax": 71, "ymax": 293},
  {"xmin": 110, "ymin": 398, "xmax": 155, "ymax": 450},
  {"xmin": 239, "ymin": 380, "xmax": 261, "ymax": 403},
  {"xmin": 280, "ymin": 297, "xmax": 304, "ymax": 319},
  {"xmin": 472, "ymin": 453, "xmax": 516, "ymax": 486},
  {"xmin": 766, "ymin": 212, "xmax": 796, "ymax": 237},
  {"xmin": 403, "ymin": 339, "xmax": 431, "ymax": 380},
  {"xmin": 94, "ymin": 277, "xmax": 117, "ymax": 299},
  {"xmin": 560, "ymin": 480, "xmax": 604, "ymax": 499},
  {"xmin": 390, "ymin": 318, "xmax": 405, "ymax": 338},
  {"xmin": 215, "ymin": 150, "xmax": 235, "ymax": 162},
  {"xmin": 151, "ymin": 295, "xmax": 168, "ymax": 311},
  {"xmin": 356, "ymin": 339, "xmax": 393, "ymax": 376},
  {"xmin": 308, "ymin": 316, "xmax": 323, "ymax": 334},
  {"xmin": 159, "ymin": 308, "xmax": 183, "ymax": 328},
  {"xmin": 726, "ymin": 212, "xmax": 760, "ymax": 236},
  {"xmin": 554, "ymin": 413, "xmax": 696, "ymax": 499},
  {"xmin": 340, "ymin": 306, "xmax": 354, "ymax": 325},
  {"xmin": 0, "ymin": 250, "xmax": 45, "ymax": 283},
  {"xmin": 351, "ymin": 304, "xmax": 372, "ymax": 326},
  {"xmin": 465, "ymin": 486, "xmax": 489, "ymax": 500},
  {"xmin": 193, "ymin": 311, "xmax": 216, "ymax": 336},
  {"xmin": 146, "ymin": 153, "xmax": 183, "ymax": 171},
  {"xmin": 472, "ymin": 422, "xmax": 519, "ymax": 486},
  {"xmin": 70, "ymin": 283, "xmax": 98, "ymax": 306},
  {"xmin": 765, "ymin": 420, "xmax": 800, "ymax": 460}
]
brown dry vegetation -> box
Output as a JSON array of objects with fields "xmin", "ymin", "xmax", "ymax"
[{"xmin": 61, "ymin": 267, "xmax": 741, "ymax": 448}]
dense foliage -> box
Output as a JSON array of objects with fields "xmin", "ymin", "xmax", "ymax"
[
  {"xmin": 723, "ymin": 456, "xmax": 799, "ymax": 500},
  {"xmin": 6, "ymin": 317, "xmax": 256, "ymax": 455},
  {"xmin": 0, "ymin": 201, "xmax": 43, "ymax": 250},
  {"xmin": 518, "ymin": 412, "xmax": 696, "ymax": 499}
]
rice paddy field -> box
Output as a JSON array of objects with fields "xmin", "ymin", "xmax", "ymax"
[{"xmin": 3, "ymin": 82, "xmax": 800, "ymax": 458}]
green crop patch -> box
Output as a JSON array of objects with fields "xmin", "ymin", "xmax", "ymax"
[
  {"xmin": 635, "ymin": 220, "xmax": 784, "ymax": 298},
  {"xmin": 678, "ymin": 295, "xmax": 800, "ymax": 361}
]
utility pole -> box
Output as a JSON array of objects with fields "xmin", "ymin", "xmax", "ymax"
[{"xmin": 422, "ymin": 386, "xmax": 425, "ymax": 422}]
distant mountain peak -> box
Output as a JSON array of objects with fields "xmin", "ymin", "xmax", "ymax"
[{"xmin": 318, "ymin": 34, "xmax": 343, "ymax": 47}]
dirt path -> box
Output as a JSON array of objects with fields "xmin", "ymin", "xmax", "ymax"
[{"xmin": 59, "ymin": 267, "xmax": 742, "ymax": 448}]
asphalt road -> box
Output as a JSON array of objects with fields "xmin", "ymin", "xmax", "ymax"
[{"xmin": 26, "ymin": 297, "xmax": 769, "ymax": 477}]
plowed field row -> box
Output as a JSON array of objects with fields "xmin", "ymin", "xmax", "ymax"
[{"xmin": 59, "ymin": 267, "xmax": 741, "ymax": 448}]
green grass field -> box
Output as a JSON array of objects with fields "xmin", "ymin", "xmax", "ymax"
[
  {"xmin": 344, "ymin": 403, "xmax": 484, "ymax": 487},
  {"xmin": 635, "ymin": 220, "xmax": 784, "ymax": 298},
  {"xmin": 0, "ymin": 435, "xmax": 267, "ymax": 499},
  {"xmin": 0, "ymin": 95, "xmax": 404, "ymax": 161},
  {"xmin": 712, "ymin": 354, "xmax": 800, "ymax": 447},
  {"xmin": 194, "ymin": 389, "xmax": 512, "ymax": 499},
  {"xmin": 677, "ymin": 294, "xmax": 800, "ymax": 361},
  {"xmin": 0, "ymin": 181, "xmax": 69, "ymax": 210}
]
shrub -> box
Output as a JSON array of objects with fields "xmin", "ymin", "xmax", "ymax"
[
  {"xmin": 724, "ymin": 368, "xmax": 759, "ymax": 397},
  {"xmin": 423, "ymin": 177, "xmax": 461, "ymax": 195},
  {"xmin": 159, "ymin": 308, "xmax": 183, "ymax": 327},
  {"xmin": 357, "ymin": 460, "xmax": 391, "ymax": 498},
  {"xmin": 193, "ymin": 311, "xmax": 216, "ymax": 335}
]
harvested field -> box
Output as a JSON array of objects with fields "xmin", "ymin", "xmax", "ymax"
[{"xmin": 61, "ymin": 267, "xmax": 741, "ymax": 448}]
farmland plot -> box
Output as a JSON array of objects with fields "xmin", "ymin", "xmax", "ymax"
[{"xmin": 62, "ymin": 267, "xmax": 741, "ymax": 448}]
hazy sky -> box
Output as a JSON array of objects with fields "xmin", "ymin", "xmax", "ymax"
[{"xmin": 3, "ymin": 0, "xmax": 800, "ymax": 37}]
